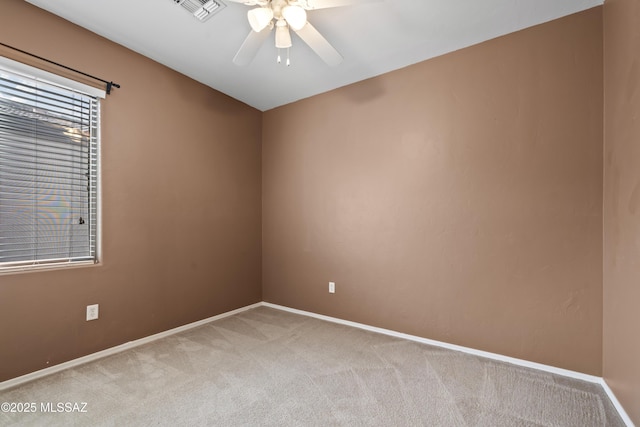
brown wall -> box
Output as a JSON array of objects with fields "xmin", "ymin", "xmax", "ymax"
[
  {"xmin": 0, "ymin": 0, "xmax": 619, "ymax": 400},
  {"xmin": 603, "ymin": 0, "xmax": 640, "ymax": 423},
  {"xmin": 263, "ymin": 9, "xmax": 604, "ymax": 375},
  {"xmin": 0, "ymin": 1, "xmax": 262, "ymax": 381}
]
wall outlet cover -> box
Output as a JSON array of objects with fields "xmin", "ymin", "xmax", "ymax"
[{"xmin": 86, "ymin": 304, "xmax": 99, "ymax": 321}]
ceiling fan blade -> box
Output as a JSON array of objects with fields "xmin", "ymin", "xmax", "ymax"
[
  {"xmin": 294, "ymin": 22, "xmax": 343, "ymax": 66},
  {"xmin": 233, "ymin": 27, "xmax": 272, "ymax": 66},
  {"xmin": 300, "ymin": 0, "xmax": 380, "ymax": 10}
]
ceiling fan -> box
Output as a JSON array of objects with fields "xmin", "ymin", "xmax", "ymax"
[{"xmin": 227, "ymin": 0, "xmax": 374, "ymax": 67}]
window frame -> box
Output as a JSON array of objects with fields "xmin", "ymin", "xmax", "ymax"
[{"xmin": 0, "ymin": 56, "xmax": 105, "ymax": 274}]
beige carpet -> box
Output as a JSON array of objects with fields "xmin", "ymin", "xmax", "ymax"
[{"xmin": 0, "ymin": 306, "xmax": 625, "ymax": 426}]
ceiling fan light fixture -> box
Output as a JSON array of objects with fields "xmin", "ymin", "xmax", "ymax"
[
  {"xmin": 247, "ymin": 7, "xmax": 273, "ymax": 32},
  {"xmin": 275, "ymin": 20, "xmax": 292, "ymax": 49},
  {"xmin": 282, "ymin": 5, "xmax": 307, "ymax": 31}
]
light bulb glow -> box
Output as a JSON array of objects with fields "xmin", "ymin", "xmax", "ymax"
[
  {"xmin": 247, "ymin": 7, "xmax": 273, "ymax": 32},
  {"xmin": 282, "ymin": 5, "xmax": 307, "ymax": 31}
]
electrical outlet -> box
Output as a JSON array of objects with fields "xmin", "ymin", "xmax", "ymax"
[
  {"xmin": 86, "ymin": 304, "xmax": 99, "ymax": 321},
  {"xmin": 329, "ymin": 281, "xmax": 335, "ymax": 294}
]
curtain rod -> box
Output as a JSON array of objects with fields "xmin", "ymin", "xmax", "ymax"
[{"xmin": 0, "ymin": 42, "xmax": 120, "ymax": 95}]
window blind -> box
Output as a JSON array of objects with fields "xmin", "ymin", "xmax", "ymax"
[{"xmin": 0, "ymin": 65, "xmax": 99, "ymax": 268}]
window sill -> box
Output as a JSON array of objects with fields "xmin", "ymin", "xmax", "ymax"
[{"xmin": 0, "ymin": 260, "xmax": 100, "ymax": 276}]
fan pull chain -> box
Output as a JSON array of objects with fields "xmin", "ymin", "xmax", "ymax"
[{"xmin": 276, "ymin": 48, "xmax": 291, "ymax": 66}]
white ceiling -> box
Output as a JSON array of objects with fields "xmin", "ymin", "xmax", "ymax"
[{"xmin": 25, "ymin": 0, "xmax": 602, "ymax": 111}]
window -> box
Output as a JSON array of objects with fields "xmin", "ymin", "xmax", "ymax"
[{"xmin": 0, "ymin": 57, "xmax": 104, "ymax": 271}]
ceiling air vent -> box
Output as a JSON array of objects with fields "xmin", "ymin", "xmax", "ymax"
[{"xmin": 174, "ymin": 0, "xmax": 226, "ymax": 22}]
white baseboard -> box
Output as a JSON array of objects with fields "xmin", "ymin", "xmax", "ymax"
[
  {"xmin": 0, "ymin": 302, "xmax": 262, "ymax": 392},
  {"xmin": 261, "ymin": 302, "xmax": 601, "ymax": 382},
  {"xmin": 1, "ymin": 300, "xmax": 634, "ymax": 426},
  {"xmin": 599, "ymin": 378, "xmax": 636, "ymax": 427},
  {"xmin": 262, "ymin": 302, "xmax": 635, "ymax": 427}
]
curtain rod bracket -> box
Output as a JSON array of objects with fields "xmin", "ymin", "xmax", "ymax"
[{"xmin": 106, "ymin": 82, "xmax": 121, "ymax": 95}]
